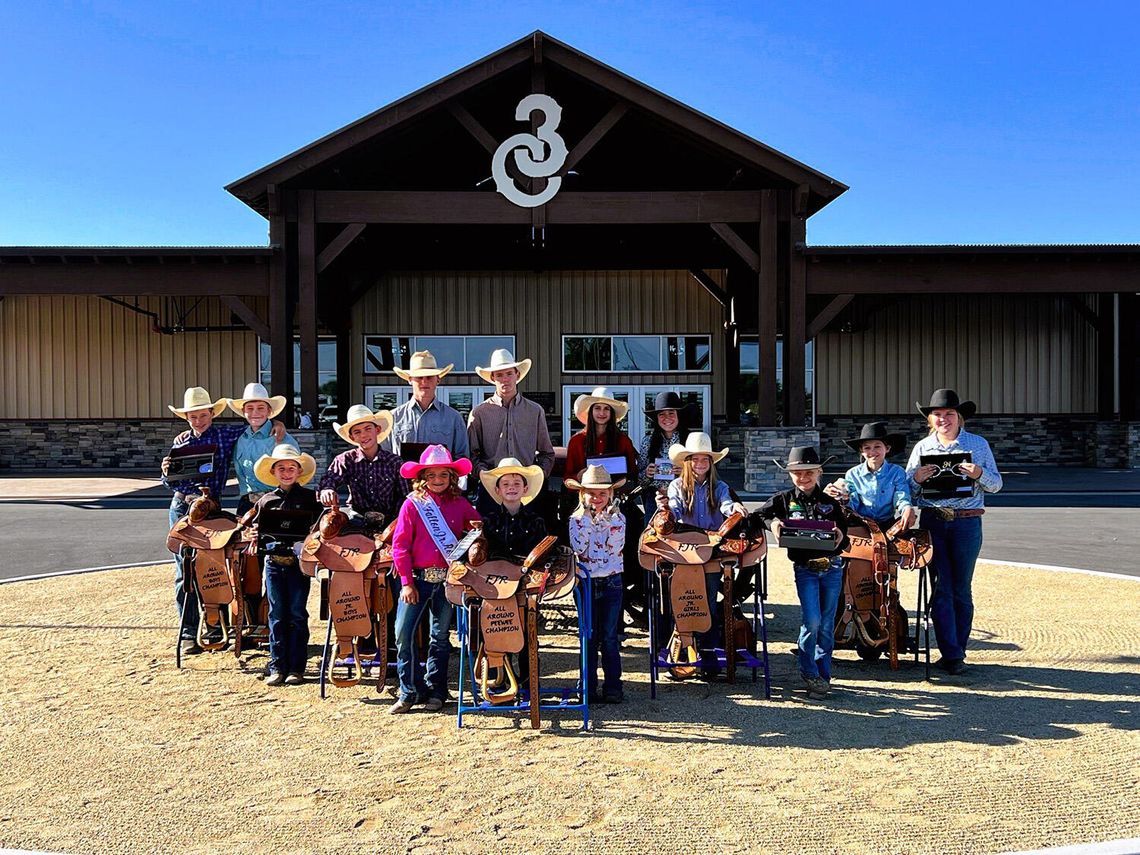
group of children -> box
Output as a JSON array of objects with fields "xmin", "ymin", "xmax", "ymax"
[{"xmin": 170, "ymin": 381, "xmax": 1000, "ymax": 708}]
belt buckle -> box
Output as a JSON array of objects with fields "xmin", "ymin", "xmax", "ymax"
[
  {"xmin": 419, "ymin": 567, "xmax": 447, "ymax": 584},
  {"xmin": 805, "ymin": 557, "xmax": 830, "ymax": 571}
]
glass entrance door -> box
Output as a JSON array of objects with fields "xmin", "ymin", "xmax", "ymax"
[{"xmin": 561, "ymin": 385, "xmax": 710, "ymax": 448}]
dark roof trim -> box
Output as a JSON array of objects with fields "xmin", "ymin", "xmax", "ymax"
[
  {"xmin": 0, "ymin": 247, "xmax": 273, "ymax": 262},
  {"xmin": 226, "ymin": 31, "xmax": 846, "ymax": 217},
  {"xmin": 806, "ymin": 244, "xmax": 1140, "ymax": 256}
]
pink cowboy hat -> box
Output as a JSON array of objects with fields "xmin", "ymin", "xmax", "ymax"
[{"xmin": 399, "ymin": 444, "xmax": 473, "ymax": 479}]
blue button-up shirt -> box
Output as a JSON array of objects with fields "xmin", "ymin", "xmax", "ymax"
[
  {"xmin": 233, "ymin": 423, "xmax": 298, "ymax": 496},
  {"xmin": 844, "ymin": 460, "xmax": 913, "ymax": 524},
  {"xmin": 667, "ymin": 478, "xmax": 735, "ymax": 530},
  {"xmin": 162, "ymin": 422, "xmax": 245, "ymax": 498},
  {"xmin": 383, "ymin": 396, "xmax": 470, "ymax": 459},
  {"xmin": 905, "ymin": 429, "xmax": 1002, "ymax": 510}
]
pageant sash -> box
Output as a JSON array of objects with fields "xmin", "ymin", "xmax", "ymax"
[{"xmin": 409, "ymin": 494, "xmax": 459, "ymax": 566}]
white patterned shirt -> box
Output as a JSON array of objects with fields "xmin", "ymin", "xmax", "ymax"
[{"xmin": 568, "ymin": 508, "xmax": 626, "ymax": 578}]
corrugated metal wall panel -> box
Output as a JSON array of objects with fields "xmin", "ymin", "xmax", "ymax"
[
  {"xmin": 0, "ymin": 295, "xmax": 258, "ymax": 419},
  {"xmin": 815, "ymin": 294, "xmax": 1098, "ymax": 414},
  {"xmin": 352, "ymin": 270, "xmax": 726, "ymax": 416}
]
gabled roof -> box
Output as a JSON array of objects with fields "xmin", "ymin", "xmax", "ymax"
[{"xmin": 226, "ymin": 31, "xmax": 846, "ymax": 217}]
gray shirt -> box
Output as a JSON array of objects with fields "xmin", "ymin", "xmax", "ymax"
[
  {"xmin": 467, "ymin": 393, "xmax": 555, "ymax": 477},
  {"xmin": 382, "ymin": 396, "xmax": 469, "ymax": 459}
]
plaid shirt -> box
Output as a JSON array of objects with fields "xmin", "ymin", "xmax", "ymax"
[
  {"xmin": 162, "ymin": 422, "xmax": 245, "ymax": 498},
  {"xmin": 318, "ymin": 446, "xmax": 404, "ymax": 520},
  {"xmin": 482, "ymin": 504, "xmax": 548, "ymax": 559}
]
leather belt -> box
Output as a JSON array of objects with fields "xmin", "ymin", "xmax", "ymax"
[
  {"xmin": 802, "ymin": 557, "xmax": 834, "ymax": 571},
  {"xmin": 925, "ymin": 507, "xmax": 985, "ymax": 521},
  {"xmin": 414, "ymin": 567, "xmax": 448, "ymax": 584},
  {"xmin": 267, "ymin": 553, "xmax": 298, "ymax": 567}
]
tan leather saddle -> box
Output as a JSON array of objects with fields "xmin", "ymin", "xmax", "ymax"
[
  {"xmin": 302, "ymin": 513, "xmax": 397, "ymax": 689},
  {"xmin": 167, "ymin": 511, "xmax": 244, "ymax": 652},
  {"xmin": 446, "ymin": 535, "xmax": 567, "ymax": 708},
  {"xmin": 836, "ymin": 517, "xmax": 932, "ymax": 669}
]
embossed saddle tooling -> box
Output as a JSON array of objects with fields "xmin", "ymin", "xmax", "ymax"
[
  {"xmin": 167, "ymin": 489, "xmax": 243, "ymax": 651},
  {"xmin": 301, "ymin": 498, "xmax": 397, "ymax": 688},
  {"xmin": 836, "ymin": 516, "xmax": 933, "ymax": 669},
  {"xmin": 446, "ymin": 535, "xmax": 569, "ymax": 706},
  {"xmin": 638, "ymin": 511, "xmax": 767, "ymax": 679}
]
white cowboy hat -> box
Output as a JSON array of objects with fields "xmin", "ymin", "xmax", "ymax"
[
  {"xmin": 475, "ymin": 348, "xmax": 532, "ymax": 384},
  {"xmin": 253, "ymin": 444, "xmax": 317, "ymax": 487},
  {"xmin": 394, "ymin": 350, "xmax": 453, "ymax": 381},
  {"xmin": 479, "ymin": 457, "xmax": 545, "ymax": 505},
  {"xmin": 574, "ymin": 387, "xmax": 630, "ymax": 425},
  {"xmin": 399, "ymin": 444, "xmax": 473, "ymax": 480},
  {"xmin": 668, "ymin": 432, "xmax": 729, "ymax": 466},
  {"xmin": 227, "ymin": 382, "xmax": 287, "ymax": 419},
  {"xmin": 168, "ymin": 387, "xmax": 228, "ymax": 419},
  {"xmin": 563, "ymin": 464, "xmax": 626, "ymax": 493},
  {"xmin": 333, "ymin": 404, "xmax": 395, "ymax": 446}
]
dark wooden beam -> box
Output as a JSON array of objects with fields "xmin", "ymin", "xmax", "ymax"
[
  {"xmin": 784, "ymin": 208, "xmax": 807, "ymax": 426},
  {"xmin": 446, "ymin": 103, "xmax": 497, "ymax": 154},
  {"xmin": 1097, "ymin": 294, "xmax": 1116, "ymax": 418},
  {"xmin": 723, "ymin": 267, "xmax": 741, "ymax": 425},
  {"xmin": 0, "ymin": 264, "xmax": 268, "ymax": 296},
  {"xmin": 268, "ymin": 213, "xmax": 293, "ymax": 422},
  {"xmin": 1119, "ymin": 293, "xmax": 1139, "ymax": 421},
  {"xmin": 757, "ymin": 191, "xmax": 778, "ymax": 425},
  {"xmin": 298, "ymin": 190, "xmax": 320, "ymax": 421},
  {"xmin": 806, "ymin": 294, "xmax": 854, "ymax": 340},
  {"xmin": 317, "ymin": 223, "xmax": 367, "ymax": 273},
  {"xmin": 565, "ymin": 103, "xmax": 628, "ymax": 170},
  {"xmin": 710, "ymin": 223, "xmax": 760, "ymax": 273},
  {"xmin": 220, "ymin": 295, "xmax": 270, "ymax": 340},
  {"xmin": 1067, "ymin": 295, "xmax": 1107, "ymax": 334},
  {"xmin": 687, "ymin": 269, "xmax": 728, "ymax": 307},
  {"xmin": 806, "ymin": 254, "xmax": 1140, "ymax": 295},
  {"xmin": 312, "ymin": 190, "xmax": 763, "ymax": 225}
]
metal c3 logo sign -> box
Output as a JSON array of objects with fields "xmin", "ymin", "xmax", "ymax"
[{"xmin": 492, "ymin": 94, "xmax": 567, "ymax": 208}]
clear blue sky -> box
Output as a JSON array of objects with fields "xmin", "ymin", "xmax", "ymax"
[{"xmin": 3, "ymin": 1, "xmax": 1138, "ymax": 247}]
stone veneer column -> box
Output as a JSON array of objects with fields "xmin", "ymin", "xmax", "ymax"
[{"xmin": 743, "ymin": 427, "xmax": 821, "ymax": 494}]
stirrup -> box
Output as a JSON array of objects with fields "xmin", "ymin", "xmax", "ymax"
[
  {"xmin": 475, "ymin": 645, "xmax": 519, "ymax": 705},
  {"xmin": 196, "ymin": 609, "xmax": 229, "ymax": 651},
  {"xmin": 329, "ymin": 639, "xmax": 363, "ymax": 687},
  {"xmin": 666, "ymin": 632, "xmax": 700, "ymax": 680}
]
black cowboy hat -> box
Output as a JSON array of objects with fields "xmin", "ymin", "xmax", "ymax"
[
  {"xmin": 844, "ymin": 421, "xmax": 906, "ymax": 456},
  {"xmin": 773, "ymin": 445, "xmax": 835, "ymax": 471},
  {"xmin": 917, "ymin": 388, "xmax": 977, "ymax": 419},
  {"xmin": 644, "ymin": 391, "xmax": 697, "ymax": 417}
]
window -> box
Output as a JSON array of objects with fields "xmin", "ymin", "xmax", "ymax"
[
  {"xmin": 258, "ymin": 337, "xmax": 338, "ymax": 407},
  {"xmin": 563, "ymin": 335, "xmax": 711, "ymax": 373},
  {"xmin": 364, "ymin": 335, "xmax": 514, "ymax": 375},
  {"xmin": 362, "ymin": 385, "xmax": 492, "ymax": 420},
  {"xmin": 739, "ymin": 338, "xmax": 814, "ymax": 424}
]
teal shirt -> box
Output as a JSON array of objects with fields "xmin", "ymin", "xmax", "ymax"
[{"xmin": 233, "ymin": 423, "xmax": 298, "ymax": 495}]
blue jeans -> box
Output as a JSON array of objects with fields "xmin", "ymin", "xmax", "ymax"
[
  {"xmin": 393, "ymin": 578, "xmax": 452, "ymax": 703},
  {"xmin": 169, "ymin": 497, "xmax": 198, "ymax": 639},
  {"xmin": 921, "ymin": 514, "xmax": 983, "ymax": 661},
  {"xmin": 264, "ymin": 557, "xmax": 311, "ymax": 676},
  {"xmin": 793, "ymin": 557, "xmax": 844, "ymax": 681},
  {"xmin": 588, "ymin": 573, "xmax": 624, "ymax": 697},
  {"xmin": 698, "ymin": 572, "xmax": 724, "ymax": 673}
]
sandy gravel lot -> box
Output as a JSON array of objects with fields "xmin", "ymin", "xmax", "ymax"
[{"xmin": 0, "ymin": 558, "xmax": 1137, "ymax": 854}]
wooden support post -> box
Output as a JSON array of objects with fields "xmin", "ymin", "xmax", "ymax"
[
  {"xmin": 1119, "ymin": 293, "xmax": 1139, "ymax": 422},
  {"xmin": 298, "ymin": 190, "xmax": 320, "ymax": 421},
  {"xmin": 268, "ymin": 211, "xmax": 294, "ymax": 423},
  {"xmin": 1098, "ymin": 293, "xmax": 1117, "ymax": 418},
  {"xmin": 757, "ymin": 191, "xmax": 778, "ymax": 425},
  {"xmin": 317, "ymin": 223, "xmax": 366, "ymax": 273},
  {"xmin": 784, "ymin": 199, "xmax": 807, "ymax": 426}
]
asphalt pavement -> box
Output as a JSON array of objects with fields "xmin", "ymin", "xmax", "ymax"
[{"xmin": 1, "ymin": 466, "xmax": 1138, "ymax": 581}]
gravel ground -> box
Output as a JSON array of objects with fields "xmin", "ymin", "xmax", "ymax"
[{"xmin": 0, "ymin": 558, "xmax": 1137, "ymax": 855}]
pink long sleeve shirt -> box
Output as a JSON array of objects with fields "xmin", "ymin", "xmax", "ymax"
[{"xmin": 391, "ymin": 490, "xmax": 481, "ymax": 587}]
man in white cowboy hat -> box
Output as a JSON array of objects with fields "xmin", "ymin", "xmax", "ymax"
[
  {"xmin": 467, "ymin": 348, "xmax": 554, "ymax": 515},
  {"xmin": 317, "ymin": 404, "xmax": 403, "ymax": 522},
  {"xmin": 381, "ymin": 350, "xmax": 469, "ymax": 460},
  {"xmin": 228, "ymin": 382, "xmax": 297, "ymax": 516},
  {"xmin": 161, "ymin": 386, "xmax": 287, "ymax": 654}
]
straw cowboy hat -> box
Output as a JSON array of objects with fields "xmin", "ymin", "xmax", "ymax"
[
  {"xmin": 253, "ymin": 444, "xmax": 317, "ymax": 487},
  {"xmin": 773, "ymin": 446, "xmax": 834, "ymax": 472},
  {"xmin": 333, "ymin": 404, "xmax": 394, "ymax": 446},
  {"xmin": 564, "ymin": 464, "xmax": 626, "ymax": 492},
  {"xmin": 668, "ymin": 431, "xmax": 729, "ymax": 466},
  {"xmin": 227, "ymin": 382, "xmax": 287, "ymax": 419},
  {"xmin": 399, "ymin": 444, "xmax": 473, "ymax": 480},
  {"xmin": 475, "ymin": 348, "xmax": 532, "ymax": 383},
  {"xmin": 394, "ymin": 350, "xmax": 453, "ymax": 381},
  {"xmin": 844, "ymin": 421, "xmax": 906, "ymax": 456},
  {"xmin": 168, "ymin": 386, "xmax": 228, "ymax": 418},
  {"xmin": 479, "ymin": 457, "xmax": 545, "ymax": 505},
  {"xmin": 574, "ymin": 387, "xmax": 630, "ymax": 425},
  {"xmin": 917, "ymin": 388, "xmax": 977, "ymax": 420}
]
